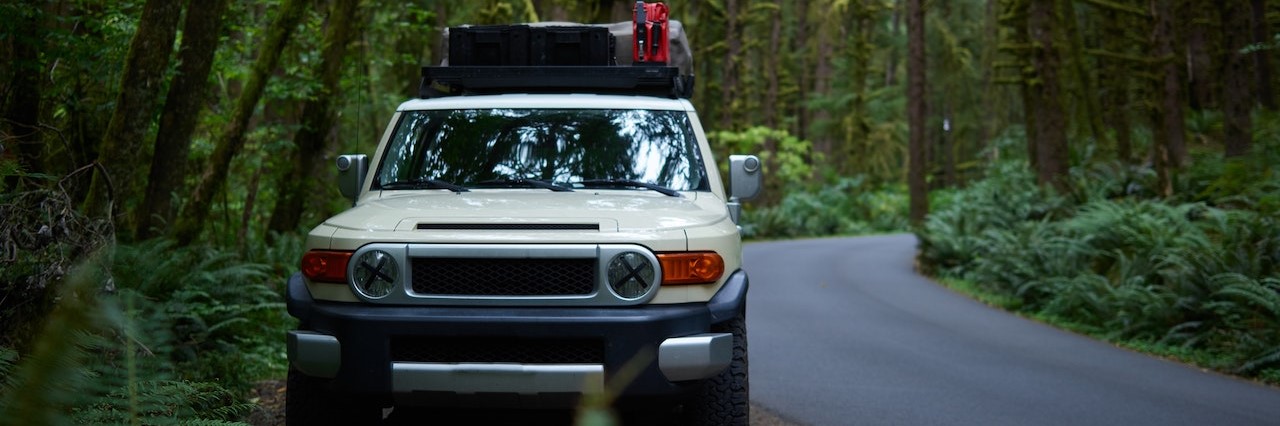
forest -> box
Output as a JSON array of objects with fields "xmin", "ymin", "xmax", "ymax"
[{"xmin": 1, "ymin": 0, "xmax": 1278, "ymax": 423}]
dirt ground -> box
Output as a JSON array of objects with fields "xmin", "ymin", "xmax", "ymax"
[{"xmin": 245, "ymin": 380, "xmax": 798, "ymax": 425}]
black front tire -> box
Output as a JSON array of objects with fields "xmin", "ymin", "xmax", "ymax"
[
  {"xmin": 285, "ymin": 369, "xmax": 383, "ymax": 425},
  {"xmin": 685, "ymin": 313, "xmax": 749, "ymax": 425}
]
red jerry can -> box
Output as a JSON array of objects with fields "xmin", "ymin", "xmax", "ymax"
[{"xmin": 632, "ymin": 1, "xmax": 670, "ymax": 65}]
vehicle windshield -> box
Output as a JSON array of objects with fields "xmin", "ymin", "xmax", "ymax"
[{"xmin": 375, "ymin": 109, "xmax": 709, "ymax": 191}]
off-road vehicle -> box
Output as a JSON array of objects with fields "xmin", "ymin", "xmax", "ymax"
[{"xmin": 284, "ymin": 6, "xmax": 761, "ymax": 424}]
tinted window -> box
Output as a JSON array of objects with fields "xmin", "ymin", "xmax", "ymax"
[{"xmin": 376, "ymin": 109, "xmax": 708, "ymax": 191}]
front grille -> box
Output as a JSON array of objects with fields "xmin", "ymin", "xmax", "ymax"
[
  {"xmin": 391, "ymin": 337, "xmax": 604, "ymax": 364},
  {"xmin": 411, "ymin": 258, "xmax": 596, "ymax": 296}
]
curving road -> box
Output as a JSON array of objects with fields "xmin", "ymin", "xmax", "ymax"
[{"xmin": 746, "ymin": 235, "xmax": 1280, "ymax": 426}]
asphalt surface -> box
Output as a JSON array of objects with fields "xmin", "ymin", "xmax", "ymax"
[{"xmin": 745, "ymin": 234, "xmax": 1280, "ymax": 426}]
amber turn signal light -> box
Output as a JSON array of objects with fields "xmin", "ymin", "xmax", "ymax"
[
  {"xmin": 301, "ymin": 250, "xmax": 352, "ymax": 283},
  {"xmin": 657, "ymin": 252, "xmax": 724, "ymax": 285}
]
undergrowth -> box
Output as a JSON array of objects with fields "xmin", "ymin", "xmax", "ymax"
[
  {"xmin": 742, "ymin": 176, "xmax": 909, "ymax": 239},
  {"xmin": 917, "ymin": 129, "xmax": 1280, "ymax": 383},
  {"xmin": 0, "ymin": 189, "xmax": 299, "ymax": 424}
]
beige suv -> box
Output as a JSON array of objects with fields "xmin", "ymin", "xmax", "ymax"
[{"xmin": 284, "ymin": 55, "xmax": 761, "ymax": 425}]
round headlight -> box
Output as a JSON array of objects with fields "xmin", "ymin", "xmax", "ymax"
[
  {"xmin": 607, "ymin": 252, "xmax": 655, "ymax": 299},
  {"xmin": 352, "ymin": 250, "xmax": 398, "ymax": 299}
]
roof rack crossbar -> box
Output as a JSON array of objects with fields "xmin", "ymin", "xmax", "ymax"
[{"xmin": 419, "ymin": 66, "xmax": 694, "ymax": 99}]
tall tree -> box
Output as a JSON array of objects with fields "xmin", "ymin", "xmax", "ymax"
[
  {"xmin": 268, "ymin": 0, "xmax": 363, "ymax": 234},
  {"xmin": 1058, "ymin": 0, "xmax": 1104, "ymax": 143},
  {"xmin": 720, "ymin": 0, "xmax": 742, "ymax": 130},
  {"xmin": 907, "ymin": 0, "xmax": 927, "ymax": 225},
  {"xmin": 172, "ymin": 0, "xmax": 311, "ymax": 245},
  {"xmin": 1098, "ymin": 8, "xmax": 1134, "ymax": 162},
  {"xmin": 1028, "ymin": 0, "xmax": 1069, "ymax": 190},
  {"xmin": 793, "ymin": 0, "xmax": 811, "ymax": 139},
  {"xmin": 1184, "ymin": 0, "xmax": 1216, "ymax": 110},
  {"xmin": 1220, "ymin": 0, "xmax": 1254, "ymax": 157},
  {"xmin": 136, "ymin": 0, "xmax": 231, "ymax": 240},
  {"xmin": 1151, "ymin": 0, "xmax": 1187, "ymax": 196},
  {"xmin": 999, "ymin": 0, "xmax": 1039, "ymax": 170},
  {"xmin": 83, "ymin": 0, "xmax": 183, "ymax": 225},
  {"xmin": 1250, "ymin": 0, "xmax": 1276, "ymax": 110},
  {"xmin": 2, "ymin": 2, "xmax": 45, "ymax": 189}
]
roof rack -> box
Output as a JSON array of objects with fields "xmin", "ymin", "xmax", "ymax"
[
  {"xmin": 419, "ymin": 10, "xmax": 694, "ymax": 100},
  {"xmin": 419, "ymin": 65, "xmax": 694, "ymax": 99}
]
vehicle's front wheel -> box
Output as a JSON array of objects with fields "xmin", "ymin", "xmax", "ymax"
[
  {"xmin": 685, "ymin": 312, "xmax": 749, "ymax": 425},
  {"xmin": 285, "ymin": 369, "xmax": 383, "ymax": 425}
]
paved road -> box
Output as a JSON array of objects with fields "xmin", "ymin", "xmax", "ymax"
[{"xmin": 746, "ymin": 234, "xmax": 1280, "ymax": 426}]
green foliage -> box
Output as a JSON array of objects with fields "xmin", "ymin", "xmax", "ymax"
[
  {"xmin": 742, "ymin": 177, "xmax": 908, "ymax": 239},
  {"xmin": 918, "ymin": 135, "xmax": 1280, "ymax": 382},
  {"xmin": 109, "ymin": 240, "xmax": 293, "ymax": 393},
  {"xmin": 711, "ymin": 126, "xmax": 818, "ymax": 188},
  {"xmin": 0, "ymin": 238, "xmax": 290, "ymax": 424}
]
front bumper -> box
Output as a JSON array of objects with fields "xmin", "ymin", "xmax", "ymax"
[{"xmin": 284, "ymin": 270, "xmax": 747, "ymax": 406}]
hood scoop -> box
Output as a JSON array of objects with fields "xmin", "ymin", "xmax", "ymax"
[{"xmin": 416, "ymin": 223, "xmax": 600, "ymax": 231}]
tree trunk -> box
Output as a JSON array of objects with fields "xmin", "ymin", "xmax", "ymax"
[
  {"xmin": 885, "ymin": 0, "xmax": 903, "ymax": 87},
  {"xmin": 765, "ymin": 6, "xmax": 781, "ymax": 130},
  {"xmin": 3, "ymin": 4, "xmax": 44, "ymax": 190},
  {"xmin": 172, "ymin": 0, "xmax": 310, "ymax": 245},
  {"xmin": 1029, "ymin": 0, "xmax": 1069, "ymax": 190},
  {"xmin": 1161, "ymin": 0, "xmax": 1188, "ymax": 167},
  {"xmin": 1151, "ymin": 0, "xmax": 1186, "ymax": 196},
  {"xmin": 812, "ymin": 18, "xmax": 834, "ymax": 170},
  {"xmin": 907, "ymin": 0, "xmax": 928, "ymax": 225},
  {"xmin": 84, "ymin": 0, "xmax": 183, "ymax": 227},
  {"xmin": 1008, "ymin": 0, "xmax": 1039, "ymax": 169},
  {"xmin": 1059, "ymin": 0, "xmax": 1105, "ymax": 144},
  {"xmin": 1185, "ymin": 0, "xmax": 1216, "ymax": 110},
  {"xmin": 136, "ymin": 0, "xmax": 230, "ymax": 240},
  {"xmin": 794, "ymin": 0, "xmax": 810, "ymax": 139},
  {"xmin": 1220, "ymin": 1, "xmax": 1254, "ymax": 157},
  {"xmin": 268, "ymin": 0, "xmax": 362, "ymax": 234},
  {"xmin": 1100, "ymin": 9, "xmax": 1133, "ymax": 163},
  {"xmin": 720, "ymin": 0, "xmax": 740, "ymax": 130},
  {"xmin": 1251, "ymin": 0, "xmax": 1276, "ymax": 109}
]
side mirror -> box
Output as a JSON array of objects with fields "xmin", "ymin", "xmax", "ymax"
[
  {"xmin": 336, "ymin": 154, "xmax": 368, "ymax": 206},
  {"xmin": 729, "ymin": 155, "xmax": 763, "ymax": 200},
  {"xmin": 726, "ymin": 155, "xmax": 762, "ymax": 224}
]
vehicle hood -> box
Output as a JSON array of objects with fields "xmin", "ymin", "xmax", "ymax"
[{"xmin": 322, "ymin": 190, "xmax": 728, "ymax": 232}]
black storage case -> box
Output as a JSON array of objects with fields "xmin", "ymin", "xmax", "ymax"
[{"xmin": 449, "ymin": 25, "xmax": 616, "ymax": 67}]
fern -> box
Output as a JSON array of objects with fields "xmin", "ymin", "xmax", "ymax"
[{"xmin": 917, "ymin": 139, "xmax": 1280, "ymax": 381}]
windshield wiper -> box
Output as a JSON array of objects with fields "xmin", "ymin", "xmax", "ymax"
[
  {"xmin": 577, "ymin": 179, "xmax": 682, "ymax": 197},
  {"xmin": 471, "ymin": 178, "xmax": 573, "ymax": 192},
  {"xmin": 378, "ymin": 178, "xmax": 469, "ymax": 193}
]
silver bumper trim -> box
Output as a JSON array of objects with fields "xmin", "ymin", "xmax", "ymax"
[
  {"xmin": 392, "ymin": 363, "xmax": 604, "ymax": 395},
  {"xmin": 287, "ymin": 331, "xmax": 341, "ymax": 378},
  {"xmin": 658, "ymin": 332, "xmax": 733, "ymax": 381}
]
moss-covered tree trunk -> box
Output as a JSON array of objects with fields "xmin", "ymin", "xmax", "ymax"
[
  {"xmin": 1028, "ymin": 0, "xmax": 1069, "ymax": 191},
  {"xmin": 1099, "ymin": 9, "xmax": 1133, "ymax": 163},
  {"xmin": 136, "ymin": 0, "xmax": 230, "ymax": 240},
  {"xmin": 172, "ymin": 0, "xmax": 310, "ymax": 245},
  {"xmin": 1151, "ymin": 0, "xmax": 1187, "ymax": 196},
  {"xmin": 1058, "ymin": 0, "xmax": 1104, "ymax": 144},
  {"xmin": 84, "ymin": 0, "xmax": 183, "ymax": 228},
  {"xmin": 268, "ymin": 0, "xmax": 362, "ymax": 234},
  {"xmin": 793, "ymin": 0, "xmax": 810, "ymax": 140},
  {"xmin": 907, "ymin": 0, "xmax": 927, "ymax": 225},
  {"xmin": 720, "ymin": 0, "xmax": 741, "ymax": 130},
  {"xmin": 1219, "ymin": 0, "xmax": 1254, "ymax": 157}
]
